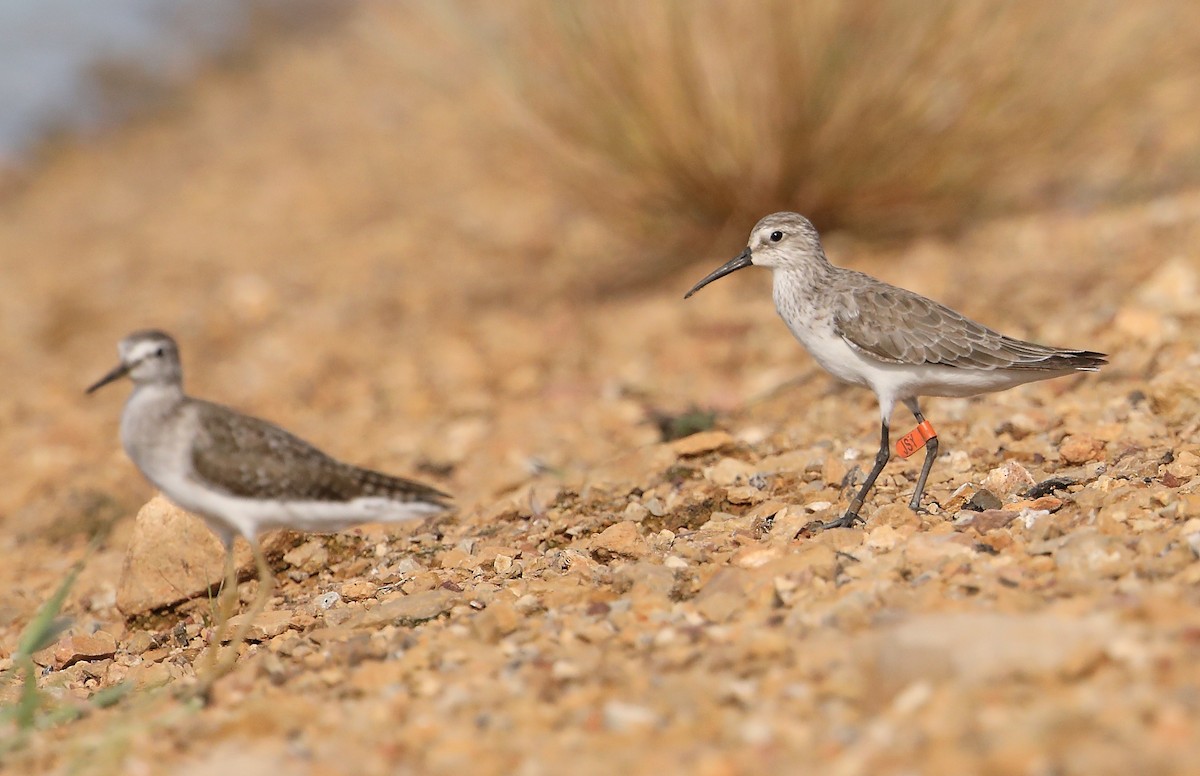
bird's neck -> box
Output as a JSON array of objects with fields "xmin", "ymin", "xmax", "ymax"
[
  {"xmin": 123, "ymin": 381, "xmax": 186, "ymax": 425},
  {"xmin": 771, "ymin": 262, "xmax": 835, "ymax": 319}
]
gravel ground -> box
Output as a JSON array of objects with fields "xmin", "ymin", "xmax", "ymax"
[{"xmin": 2, "ymin": 5, "xmax": 1200, "ymax": 775}]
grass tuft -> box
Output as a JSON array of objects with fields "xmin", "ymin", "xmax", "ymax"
[{"xmin": 496, "ymin": 0, "xmax": 1200, "ymax": 279}]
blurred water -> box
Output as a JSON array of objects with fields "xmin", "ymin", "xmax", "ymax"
[{"xmin": 0, "ymin": 0, "xmax": 247, "ymax": 163}]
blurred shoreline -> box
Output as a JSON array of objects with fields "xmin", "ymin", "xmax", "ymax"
[{"xmin": 0, "ymin": 0, "xmax": 344, "ymax": 175}]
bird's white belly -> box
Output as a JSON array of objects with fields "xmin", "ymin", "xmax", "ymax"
[
  {"xmin": 784, "ymin": 322, "xmax": 874, "ymax": 388},
  {"xmin": 781, "ymin": 318, "xmax": 1059, "ymax": 412}
]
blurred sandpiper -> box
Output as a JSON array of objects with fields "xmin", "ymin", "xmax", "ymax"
[
  {"xmin": 88, "ymin": 330, "xmax": 450, "ymax": 681},
  {"xmin": 685, "ymin": 212, "xmax": 1106, "ymax": 530}
]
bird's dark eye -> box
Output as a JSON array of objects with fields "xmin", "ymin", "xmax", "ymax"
[
  {"xmin": 154, "ymin": 347, "xmax": 165, "ymax": 357},
  {"xmin": 769, "ymin": 231, "xmax": 784, "ymax": 242}
]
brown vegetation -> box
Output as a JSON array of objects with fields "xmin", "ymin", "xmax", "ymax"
[{"xmin": 500, "ymin": 0, "xmax": 1200, "ymax": 280}]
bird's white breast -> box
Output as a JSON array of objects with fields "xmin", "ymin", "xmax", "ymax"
[{"xmin": 771, "ymin": 272, "xmax": 873, "ymax": 388}]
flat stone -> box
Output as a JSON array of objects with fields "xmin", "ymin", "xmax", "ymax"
[
  {"xmin": 590, "ymin": 521, "xmax": 648, "ymax": 559},
  {"xmin": 223, "ymin": 609, "xmax": 293, "ymax": 642},
  {"xmin": 670, "ymin": 430, "xmax": 734, "ymax": 457},
  {"xmin": 617, "ymin": 562, "xmax": 675, "ymax": 599},
  {"xmin": 956, "ymin": 509, "xmax": 1018, "ymax": 533},
  {"xmin": 1002, "ymin": 496, "xmax": 1064, "ymax": 513},
  {"xmin": 339, "ymin": 581, "xmax": 378, "ymax": 601},
  {"xmin": 871, "ymin": 612, "xmax": 1116, "ymax": 688},
  {"xmin": 349, "ymin": 589, "xmax": 457, "ymax": 628},
  {"xmin": 35, "ymin": 631, "xmax": 118, "ymax": 669}
]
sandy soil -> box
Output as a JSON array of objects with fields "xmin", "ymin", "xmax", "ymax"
[{"xmin": 2, "ymin": 4, "xmax": 1200, "ymax": 774}]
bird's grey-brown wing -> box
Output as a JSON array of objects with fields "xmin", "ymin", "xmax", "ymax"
[
  {"xmin": 189, "ymin": 401, "xmax": 451, "ymax": 507},
  {"xmin": 833, "ymin": 278, "xmax": 1106, "ymax": 371}
]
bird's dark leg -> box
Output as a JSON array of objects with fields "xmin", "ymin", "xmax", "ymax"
[
  {"xmin": 908, "ymin": 406, "xmax": 939, "ymax": 512},
  {"xmin": 823, "ymin": 421, "xmax": 889, "ymax": 530}
]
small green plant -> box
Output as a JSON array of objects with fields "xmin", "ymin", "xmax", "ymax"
[
  {"xmin": 1, "ymin": 561, "xmax": 80, "ymax": 742},
  {"xmin": 651, "ymin": 407, "xmax": 717, "ymax": 442},
  {"xmin": 0, "ymin": 553, "xmax": 133, "ymax": 755}
]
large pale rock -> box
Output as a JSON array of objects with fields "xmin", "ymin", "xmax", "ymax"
[
  {"xmin": 116, "ymin": 496, "xmax": 289, "ymax": 616},
  {"xmin": 117, "ymin": 497, "xmax": 228, "ymax": 616},
  {"xmin": 1054, "ymin": 530, "xmax": 1135, "ymax": 583},
  {"xmin": 870, "ymin": 612, "xmax": 1117, "ymax": 689}
]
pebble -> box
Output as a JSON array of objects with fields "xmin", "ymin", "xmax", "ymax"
[
  {"xmin": 223, "ymin": 610, "xmax": 294, "ymax": 642},
  {"xmin": 283, "ymin": 540, "xmax": 330, "ymax": 573},
  {"xmin": 316, "ymin": 592, "xmax": 342, "ymax": 610},
  {"xmin": 623, "ymin": 502, "xmax": 650, "ymax": 522},
  {"xmin": 955, "ymin": 509, "xmax": 1018, "ymax": 533},
  {"xmin": 339, "ymin": 581, "xmax": 377, "ymax": 601},
  {"xmin": 35, "ymin": 631, "xmax": 118, "ymax": 669},
  {"xmin": 470, "ymin": 599, "xmax": 520, "ymax": 643},
  {"xmin": 590, "ymin": 521, "xmax": 649, "ymax": 559},
  {"xmin": 602, "ymin": 700, "xmax": 659, "ymax": 731},
  {"xmin": 1060, "ymin": 434, "xmax": 1106, "ymax": 464},
  {"xmin": 703, "ymin": 457, "xmax": 755, "ymax": 486},
  {"xmin": 982, "ymin": 460, "xmax": 1036, "ymax": 497},
  {"xmin": 1167, "ymin": 451, "xmax": 1200, "ymax": 480}
]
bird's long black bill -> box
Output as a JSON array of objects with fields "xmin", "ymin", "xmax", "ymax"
[
  {"xmin": 683, "ymin": 248, "xmax": 753, "ymax": 299},
  {"xmin": 86, "ymin": 363, "xmax": 129, "ymax": 394}
]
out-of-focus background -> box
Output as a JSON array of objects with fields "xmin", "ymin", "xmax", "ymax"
[{"xmin": 3, "ymin": 2, "xmax": 1200, "ymax": 773}]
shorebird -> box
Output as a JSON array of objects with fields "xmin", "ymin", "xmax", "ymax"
[
  {"xmin": 684, "ymin": 212, "xmax": 1106, "ymax": 530},
  {"xmin": 88, "ymin": 330, "xmax": 451, "ymax": 681}
]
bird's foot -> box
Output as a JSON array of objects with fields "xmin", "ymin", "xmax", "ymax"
[
  {"xmin": 820, "ymin": 511, "xmax": 864, "ymax": 531},
  {"xmin": 793, "ymin": 508, "xmax": 866, "ymax": 538},
  {"xmin": 793, "ymin": 506, "xmax": 866, "ymax": 539},
  {"xmin": 909, "ymin": 496, "xmax": 942, "ymax": 516}
]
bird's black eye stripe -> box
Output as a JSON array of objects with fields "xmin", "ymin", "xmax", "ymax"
[{"xmin": 769, "ymin": 230, "xmax": 783, "ymax": 242}]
